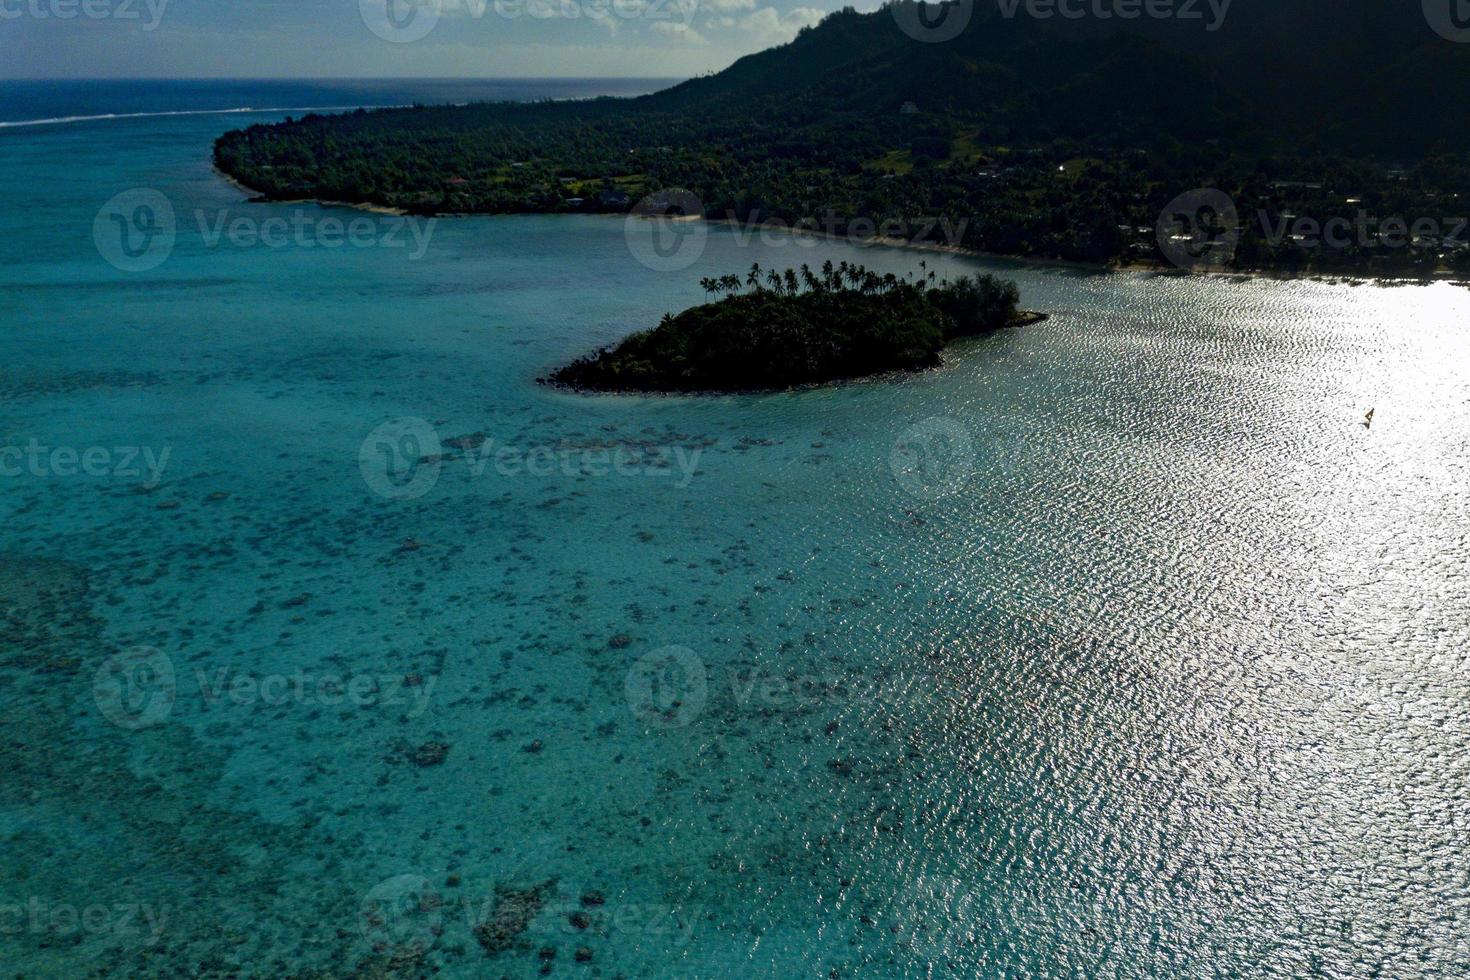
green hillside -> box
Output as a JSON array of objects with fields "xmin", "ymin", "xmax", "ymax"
[{"xmin": 214, "ymin": 2, "xmax": 1470, "ymax": 276}]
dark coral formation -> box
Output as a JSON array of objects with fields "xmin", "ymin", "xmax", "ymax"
[{"xmin": 473, "ymin": 880, "xmax": 557, "ymax": 956}]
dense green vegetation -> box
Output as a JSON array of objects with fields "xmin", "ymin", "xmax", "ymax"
[
  {"xmin": 214, "ymin": 2, "xmax": 1470, "ymax": 277},
  {"xmin": 547, "ymin": 262, "xmax": 1034, "ymax": 392}
]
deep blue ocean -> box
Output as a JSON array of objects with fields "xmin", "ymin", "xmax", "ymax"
[
  {"xmin": 0, "ymin": 78, "xmax": 671, "ymax": 125},
  {"xmin": 1, "ymin": 80, "xmax": 1468, "ymax": 978}
]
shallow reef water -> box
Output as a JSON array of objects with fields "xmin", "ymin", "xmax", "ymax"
[{"xmin": 2, "ymin": 100, "xmax": 1469, "ymax": 978}]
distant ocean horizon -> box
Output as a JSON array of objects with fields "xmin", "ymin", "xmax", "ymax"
[{"xmin": 0, "ymin": 77, "xmax": 681, "ymax": 126}]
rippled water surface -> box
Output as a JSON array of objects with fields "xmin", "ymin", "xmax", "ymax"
[{"xmin": 2, "ymin": 89, "xmax": 1468, "ymax": 978}]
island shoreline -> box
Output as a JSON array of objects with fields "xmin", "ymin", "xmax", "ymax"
[
  {"xmin": 539, "ymin": 312, "xmax": 1050, "ymax": 398},
  {"xmin": 213, "ymin": 166, "xmax": 410, "ymax": 216},
  {"xmin": 214, "ymin": 171, "xmax": 1468, "ymax": 287}
]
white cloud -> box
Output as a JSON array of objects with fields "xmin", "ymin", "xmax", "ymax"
[
  {"xmin": 651, "ymin": 20, "xmax": 709, "ymax": 43},
  {"xmin": 786, "ymin": 6, "xmax": 825, "ymax": 28},
  {"xmin": 706, "ymin": 4, "xmax": 824, "ymax": 43}
]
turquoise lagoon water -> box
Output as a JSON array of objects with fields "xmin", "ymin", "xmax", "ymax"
[{"xmin": 2, "ymin": 84, "xmax": 1469, "ymax": 978}]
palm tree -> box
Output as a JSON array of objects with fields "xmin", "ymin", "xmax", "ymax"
[{"xmin": 746, "ymin": 262, "xmax": 762, "ymax": 290}]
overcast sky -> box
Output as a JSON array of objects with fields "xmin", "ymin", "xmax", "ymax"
[{"xmin": 0, "ymin": 0, "xmax": 854, "ymax": 78}]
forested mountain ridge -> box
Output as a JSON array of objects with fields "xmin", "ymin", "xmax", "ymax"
[
  {"xmin": 214, "ymin": 2, "xmax": 1470, "ymax": 275},
  {"xmin": 640, "ymin": 0, "xmax": 1470, "ymax": 153}
]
